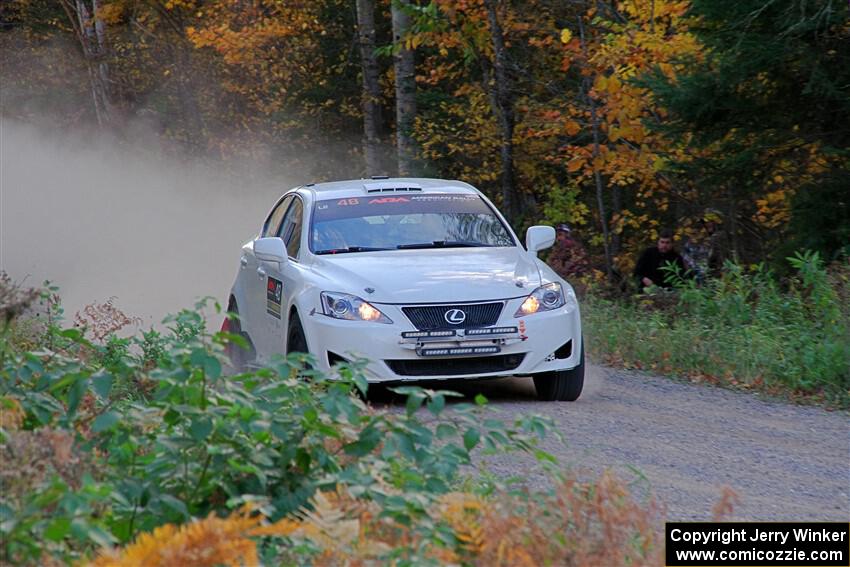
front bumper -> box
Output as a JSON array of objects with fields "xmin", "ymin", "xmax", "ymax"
[{"xmin": 300, "ymin": 297, "xmax": 582, "ymax": 382}]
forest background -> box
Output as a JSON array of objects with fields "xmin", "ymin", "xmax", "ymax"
[{"xmin": 3, "ymin": 0, "xmax": 848, "ymax": 277}]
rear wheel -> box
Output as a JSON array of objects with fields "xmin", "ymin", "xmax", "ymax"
[
  {"xmin": 533, "ymin": 343, "xmax": 585, "ymax": 401},
  {"xmin": 223, "ymin": 299, "xmax": 255, "ymax": 372}
]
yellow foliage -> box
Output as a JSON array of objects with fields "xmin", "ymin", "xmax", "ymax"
[
  {"xmin": 0, "ymin": 396, "xmax": 25, "ymax": 430},
  {"xmin": 89, "ymin": 506, "xmax": 298, "ymax": 567}
]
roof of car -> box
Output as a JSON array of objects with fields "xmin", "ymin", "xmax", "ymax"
[{"xmin": 299, "ymin": 177, "xmax": 480, "ymax": 200}]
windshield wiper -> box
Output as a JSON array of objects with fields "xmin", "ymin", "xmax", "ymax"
[
  {"xmin": 396, "ymin": 240, "xmax": 491, "ymax": 250},
  {"xmin": 315, "ymin": 246, "xmax": 391, "ymax": 255}
]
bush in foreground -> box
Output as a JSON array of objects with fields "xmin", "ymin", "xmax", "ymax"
[{"xmin": 0, "ymin": 284, "xmax": 664, "ymax": 566}]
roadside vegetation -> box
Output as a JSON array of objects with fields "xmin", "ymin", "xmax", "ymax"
[
  {"xmin": 0, "ymin": 276, "xmax": 668, "ymax": 566},
  {"xmin": 583, "ymin": 252, "xmax": 850, "ymax": 408}
]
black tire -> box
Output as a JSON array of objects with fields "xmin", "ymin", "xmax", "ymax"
[
  {"xmin": 225, "ymin": 299, "xmax": 255, "ymax": 372},
  {"xmin": 533, "ymin": 343, "xmax": 585, "ymax": 401},
  {"xmin": 286, "ymin": 312, "xmax": 309, "ymax": 355}
]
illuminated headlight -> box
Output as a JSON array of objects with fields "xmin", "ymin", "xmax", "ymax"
[
  {"xmin": 321, "ymin": 292, "xmax": 393, "ymax": 324},
  {"xmin": 514, "ymin": 282, "xmax": 575, "ymax": 317}
]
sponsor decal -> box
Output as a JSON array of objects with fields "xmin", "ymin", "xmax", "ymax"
[
  {"xmin": 518, "ymin": 319, "xmax": 528, "ymax": 341},
  {"xmin": 368, "ymin": 197, "xmax": 410, "ymax": 204},
  {"xmin": 410, "ymin": 195, "xmax": 478, "ymax": 201},
  {"xmin": 266, "ymin": 276, "xmax": 283, "ymax": 319}
]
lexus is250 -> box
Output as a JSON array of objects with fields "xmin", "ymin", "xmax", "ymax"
[{"xmin": 223, "ymin": 177, "xmax": 584, "ymax": 401}]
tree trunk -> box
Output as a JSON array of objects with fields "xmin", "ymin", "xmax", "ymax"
[
  {"xmin": 391, "ymin": 0, "xmax": 417, "ymax": 176},
  {"xmin": 578, "ymin": 13, "xmax": 614, "ymax": 279},
  {"xmin": 611, "ymin": 184, "xmax": 622, "ymax": 257},
  {"xmin": 355, "ymin": 0, "xmax": 384, "ymax": 175},
  {"xmin": 60, "ymin": 0, "xmax": 115, "ymax": 125},
  {"xmin": 483, "ymin": 0, "xmax": 517, "ymax": 220},
  {"xmin": 172, "ymin": 40, "xmax": 206, "ymax": 153}
]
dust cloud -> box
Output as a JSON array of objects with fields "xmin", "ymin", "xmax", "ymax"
[{"xmin": 0, "ymin": 120, "xmax": 298, "ymax": 328}]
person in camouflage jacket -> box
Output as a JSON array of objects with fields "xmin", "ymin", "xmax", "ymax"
[{"xmin": 548, "ymin": 224, "xmax": 590, "ymax": 280}]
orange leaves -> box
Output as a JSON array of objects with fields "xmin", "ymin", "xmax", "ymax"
[
  {"xmin": 563, "ymin": 119, "xmax": 581, "ymax": 136},
  {"xmin": 89, "ymin": 505, "xmax": 299, "ymax": 567},
  {"xmin": 566, "ymin": 157, "xmax": 585, "ymax": 173}
]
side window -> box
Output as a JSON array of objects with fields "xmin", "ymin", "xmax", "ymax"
[
  {"xmin": 277, "ymin": 198, "xmax": 304, "ymax": 259},
  {"xmin": 262, "ymin": 195, "xmax": 292, "ymax": 238}
]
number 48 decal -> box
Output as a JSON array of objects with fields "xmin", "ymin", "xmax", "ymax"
[{"xmin": 337, "ymin": 198, "xmax": 360, "ymax": 206}]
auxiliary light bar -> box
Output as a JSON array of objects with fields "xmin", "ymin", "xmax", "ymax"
[
  {"xmin": 418, "ymin": 346, "xmax": 501, "ymax": 357},
  {"xmin": 401, "ymin": 330, "xmax": 457, "ymax": 339},
  {"xmin": 464, "ymin": 326, "xmax": 518, "ymax": 336}
]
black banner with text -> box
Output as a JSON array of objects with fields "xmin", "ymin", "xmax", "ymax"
[{"xmin": 666, "ymin": 522, "xmax": 849, "ymax": 566}]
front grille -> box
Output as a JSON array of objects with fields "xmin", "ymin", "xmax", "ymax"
[
  {"xmin": 386, "ymin": 354, "xmax": 525, "ymax": 377},
  {"xmin": 402, "ymin": 302, "xmax": 503, "ymax": 331}
]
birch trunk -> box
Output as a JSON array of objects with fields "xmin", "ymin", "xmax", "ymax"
[
  {"xmin": 355, "ymin": 0, "xmax": 384, "ymax": 175},
  {"xmin": 61, "ymin": 0, "xmax": 114, "ymax": 125},
  {"xmin": 391, "ymin": 0, "xmax": 417, "ymax": 176}
]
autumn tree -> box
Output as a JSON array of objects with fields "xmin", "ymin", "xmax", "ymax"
[{"xmin": 649, "ymin": 0, "xmax": 850, "ymax": 262}]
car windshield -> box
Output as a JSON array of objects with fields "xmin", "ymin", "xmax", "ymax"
[{"xmin": 311, "ymin": 194, "xmax": 515, "ymax": 254}]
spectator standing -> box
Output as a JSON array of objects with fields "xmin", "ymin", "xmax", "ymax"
[{"xmin": 634, "ymin": 228, "xmax": 688, "ymax": 290}]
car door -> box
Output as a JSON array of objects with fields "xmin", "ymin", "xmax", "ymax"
[
  {"xmin": 258, "ymin": 195, "xmax": 306, "ymax": 358},
  {"xmin": 244, "ymin": 195, "xmax": 292, "ymax": 363}
]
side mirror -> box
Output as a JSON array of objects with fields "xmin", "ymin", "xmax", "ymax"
[
  {"xmin": 526, "ymin": 225, "xmax": 556, "ymax": 253},
  {"xmin": 254, "ymin": 237, "xmax": 287, "ymax": 263}
]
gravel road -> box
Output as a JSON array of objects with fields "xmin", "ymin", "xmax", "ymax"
[{"xmin": 375, "ymin": 364, "xmax": 850, "ymax": 521}]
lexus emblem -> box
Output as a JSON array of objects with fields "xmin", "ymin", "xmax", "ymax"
[{"xmin": 444, "ymin": 309, "xmax": 467, "ymax": 325}]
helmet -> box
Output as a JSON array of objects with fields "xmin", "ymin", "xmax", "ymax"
[{"xmin": 556, "ymin": 223, "xmax": 572, "ymax": 234}]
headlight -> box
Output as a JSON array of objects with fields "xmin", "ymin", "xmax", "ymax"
[
  {"xmin": 321, "ymin": 292, "xmax": 393, "ymax": 324},
  {"xmin": 514, "ymin": 282, "xmax": 574, "ymax": 317}
]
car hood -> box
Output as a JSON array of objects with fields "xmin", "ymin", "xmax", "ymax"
[{"xmin": 312, "ymin": 247, "xmax": 541, "ymax": 304}]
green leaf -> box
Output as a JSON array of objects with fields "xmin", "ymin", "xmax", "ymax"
[
  {"xmin": 158, "ymin": 494, "xmax": 189, "ymax": 518},
  {"xmin": 404, "ymin": 391, "xmax": 425, "ymax": 416},
  {"xmin": 203, "ymin": 356, "xmax": 222, "ymax": 380},
  {"xmin": 44, "ymin": 517, "xmax": 72, "ymax": 541},
  {"xmin": 59, "ymin": 328, "xmax": 84, "ymax": 341},
  {"xmin": 90, "ymin": 370, "xmax": 113, "ymax": 400},
  {"xmin": 435, "ymin": 423, "xmax": 457, "ymax": 440},
  {"xmin": 92, "ymin": 411, "xmax": 121, "ymax": 433},
  {"xmin": 427, "ymin": 393, "xmax": 445, "ymax": 415},
  {"xmin": 353, "ymin": 373, "xmax": 369, "ymax": 396},
  {"xmin": 474, "ymin": 393, "xmax": 488, "ymax": 406},
  {"xmin": 66, "ymin": 376, "xmax": 89, "ymax": 417},
  {"xmin": 188, "ymin": 417, "xmax": 213, "ymax": 441},
  {"xmin": 463, "ymin": 427, "xmax": 480, "ymax": 451},
  {"xmin": 343, "ymin": 424, "xmax": 382, "ymax": 457}
]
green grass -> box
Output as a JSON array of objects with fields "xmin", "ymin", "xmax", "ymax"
[{"xmin": 583, "ymin": 252, "xmax": 850, "ymax": 407}]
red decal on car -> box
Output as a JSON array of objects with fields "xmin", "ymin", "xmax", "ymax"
[{"xmin": 368, "ymin": 197, "xmax": 410, "ymax": 204}]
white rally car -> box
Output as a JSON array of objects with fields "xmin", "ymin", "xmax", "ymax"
[{"xmin": 223, "ymin": 177, "xmax": 584, "ymax": 401}]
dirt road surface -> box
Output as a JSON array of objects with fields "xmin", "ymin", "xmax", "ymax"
[{"xmin": 377, "ymin": 364, "xmax": 850, "ymax": 521}]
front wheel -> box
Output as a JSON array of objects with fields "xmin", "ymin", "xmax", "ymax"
[
  {"xmin": 533, "ymin": 344, "xmax": 585, "ymax": 401},
  {"xmin": 286, "ymin": 313, "xmax": 309, "ymax": 355}
]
